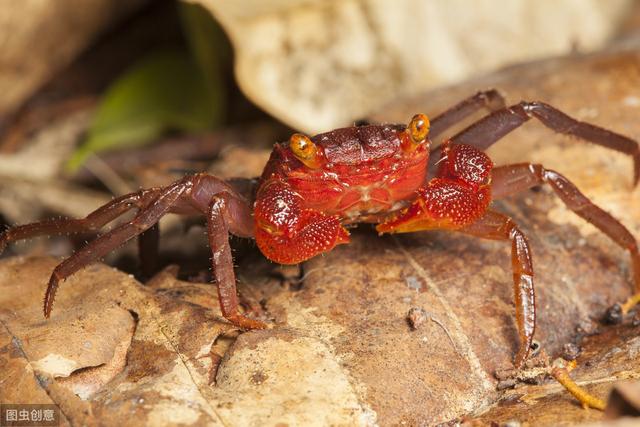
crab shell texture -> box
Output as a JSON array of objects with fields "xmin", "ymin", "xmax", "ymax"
[{"xmin": 253, "ymin": 124, "xmax": 450, "ymax": 264}]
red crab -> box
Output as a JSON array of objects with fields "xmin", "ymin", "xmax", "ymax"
[{"xmin": 1, "ymin": 90, "xmax": 639, "ymax": 368}]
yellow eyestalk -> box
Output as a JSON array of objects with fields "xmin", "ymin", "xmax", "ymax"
[
  {"xmin": 289, "ymin": 133, "xmax": 321, "ymax": 168},
  {"xmin": 402, "ymin": 113, "xmax": 430, "ymax": 153},
  {"xmin": 409, "ymin": 113, "xmax": 430, "ymax": 143}
]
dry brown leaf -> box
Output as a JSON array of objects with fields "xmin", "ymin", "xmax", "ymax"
[
  {"xmin": 0, "ymin": 257, "xmax": 240, "ymax": 424},
  {"xmin": 0, "ymin": 0, "xmax": 148, "ymax": 118},
  {"xmin": 472, "ymin": 328, "xmax": 640, "ymax": 425},
  {"xmin": 0, "ymin": 324, "xmax": 60, "ymax": 408},
  {"xmin": 0, "ymin": 258, "xmax": 377, "ymax": 425},
  {"xmin": 0, "ymin": 109, "xmax": 110, "ymax": 225},
  {"xmin": 192, "ymin": 0, "xmax": 632, "ymax": 134}
]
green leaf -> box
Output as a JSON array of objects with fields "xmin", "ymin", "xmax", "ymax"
[
  {"xmin": 67, "ymin": 49, "xmax": 222, "ymax": 172},
  {"xmin": 179, "ymin": 1, "xmax": 230, "ymax": 107}
]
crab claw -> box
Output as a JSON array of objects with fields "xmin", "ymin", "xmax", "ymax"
[
  {"xmin": 255, "ymin": 181, "xmax": 350, "ymax": 265},
  {"xmin": 377, "ymin": 178, "xmax": 491, "ymax": 235}
]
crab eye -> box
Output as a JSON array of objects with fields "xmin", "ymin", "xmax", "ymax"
[
  {"xmin": 408, "ymin": 113, "xmax": 430, "ymax": 144},
  {"xmin": 289, "ymin": 133, "xmax": 320, "ymax": 168},
  {"xmin": 289, "ymin": 133, "xmax": 314, "ymax": 158}
]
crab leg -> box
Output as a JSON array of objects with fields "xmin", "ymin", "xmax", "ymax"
[
  {"xmin": 427, "ymin": 90, "xmax": 506, "ymax": 172},
  {"xmin": 448, "ymin": 101, "xmax": 640, "ymax": 184},
  {"xmin": 379, "ymin": 194, "xmax": 535, "ymax": 367},
  {"xmin": 207, "ymin": 193, "xmax": 266, "ymax": 329},
  {"xmin": 377, "ymin": 140, "xmax": 536, "ymax": 366},
  {"xmin": 459, "ymin": 210, "xmax": 535, "ymax": 368},
  {"xmin": 492, "ymin": 163, "xmax": 640, "ymax": 313},
  {"xmin": 429, "ymin": 89, "xmax": 506, "ymax": 139},
  {"xmin": 0, "ymin": 191, "xmax": 157, "ymax": 254},
  {"xmin": 44, "ymin": 182, "xmax": 186, "ymax": 317}
]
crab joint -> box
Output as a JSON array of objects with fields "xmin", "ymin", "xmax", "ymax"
[
  {"xmin": 289, "ymin": 133, "xmax": 322, "ymax": 168},
  {"xmin": 402, "ymin": 113, "xmax": 430, "ymax": 152}
]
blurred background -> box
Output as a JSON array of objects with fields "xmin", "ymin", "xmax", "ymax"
[{"xmin": 0, "ymin": 0, "xmax": 639, "ymax": 259}]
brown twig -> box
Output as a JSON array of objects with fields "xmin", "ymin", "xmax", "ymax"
[{"xmin": 551, "ymin": 360, "xmax": 606, "ymax": 410}]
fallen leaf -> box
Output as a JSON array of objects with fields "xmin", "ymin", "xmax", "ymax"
[
  {"xmin": 0, "ymin": 257, "xmax": 238, "ymax": 424},
  {"xmin": 471, "ymin": 326, "xmax": 640, "ymax": 426},
  {"xmin": 0, "ymin": 0, "xmax": 148, "ymax": 118},
  {"xmin": 0, "ymin": 109, "xmax": 111, "ymax": 225},
  {"xmin": 605, "ymin": 381, "xmax": 640, "ymax": 419}
]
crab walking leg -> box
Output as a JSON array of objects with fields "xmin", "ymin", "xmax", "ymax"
[
  {"xmin": 492, "ymin": 163, "xmax": 640, "ymax": 313},
  {"xmin": 428, "ymin": 90, "xmax": 506, "ymax": 172},
  {"xmin": 207, "ymin": 194, "xmax": 266, "ymax": 329},
  {"xmin": 449, "ymin": 102, "xmax": 640, "ymax": 184},
  {"xmin": 0, "ymin": 191, "xmax": 157, "ymax": 254},
  {"xmin": 44, "ymin": 183, "xmax": 186, "ymax": 317},
  {"xmin": 460, "ymin": 210, "xmax": 536, "ymax": 368},
  {"xmin": 429, "ymin": 89, "xmax": 507, "ymax": 139}
]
